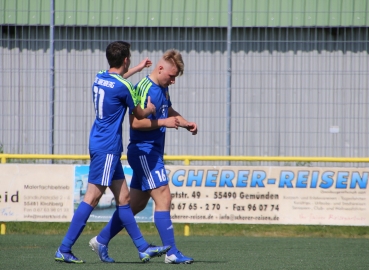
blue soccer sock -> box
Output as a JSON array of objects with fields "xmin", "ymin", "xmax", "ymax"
[
  {"xmin": 97, "ymin": 206, "xmax": 125, "ymax": 246},
  {"xmin": 59, "ymin": 201, "xmax": 94, "ymax": 253},
  {"xmin": 154, "ymin": 211, "xmax": 177, "ymax": 255},
  {"xmin": 118, "ymin": 204, "xmax": 148, "ymax": 252}
]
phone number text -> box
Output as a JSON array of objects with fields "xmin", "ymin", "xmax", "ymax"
[{"xmin": 171, "ymin": 203, "xmax": 279, "ymax": 212}]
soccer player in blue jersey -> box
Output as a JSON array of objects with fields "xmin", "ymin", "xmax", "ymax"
[
  {"xmin": 54, "ymin": 41, "xmax": 170, "ymax": 264},
  {"xmin": 91, "ymin": 49, "xmax": 197, "ymax": 264}
]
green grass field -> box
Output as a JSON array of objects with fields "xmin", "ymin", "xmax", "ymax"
[
  {"xmin": 0, "ymin": 223, "xmax": 368, "ymax": 269},
  {"xmin": 0, "ymin": 222, "xmax": 369, "ymax": 270},
  {"xmin": 4, "ymin": 222, "xmax": 369, "ymax": 238},
  {"xmin": 1, "ymin": 234, "xmax": 368, "ymax": 269}
]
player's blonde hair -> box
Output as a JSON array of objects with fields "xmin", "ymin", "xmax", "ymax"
[{"xmin": 162, "ymin": 49, "xmax": 184, "ymax": 76}]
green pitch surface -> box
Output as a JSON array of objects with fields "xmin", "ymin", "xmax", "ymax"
[{"xmin": 0, "ymin": 235, "xmax": 368, "ymax": 270}]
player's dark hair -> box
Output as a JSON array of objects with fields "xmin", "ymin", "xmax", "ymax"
[
  {"xmin": 162, "ymin": 49, "xmax": 184, "ymax": 76},
  {"xmin": 106, "ymin": 41, "xmax": 131, "ymax": 68}
]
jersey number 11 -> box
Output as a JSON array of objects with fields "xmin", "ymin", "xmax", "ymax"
[{"xmin": 93, "ymin": 86, "xmax": 105, "ymax": 119}]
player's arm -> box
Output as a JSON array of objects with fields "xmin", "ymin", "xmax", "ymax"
[
  {"xmin": 168, "ymin": 107, "xmax": 198, "ymax": 135},
  {"xmin": 129, "ymin": 114, "xmax": 179, "ymax": 131},
  {"xmin": 132, "ymin": 96, "xmax": 156, "ymax": 120},
  {"xmin": 123, "ymin": 58, "xmax": 152, "ymax": 79}
]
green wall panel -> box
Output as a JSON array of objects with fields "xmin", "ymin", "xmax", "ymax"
[{"xmin": 1, "ymin": 0, "xmax": 368, "ymax": 27}]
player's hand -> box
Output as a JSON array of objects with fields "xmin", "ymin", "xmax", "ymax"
[
  {"xmin": 165, "ymin": 117, "xmax": 180, "ymax": 129},
  {"xmin": 146, "ymin": 96, "xmax": 156, "ymax": 116},
  {"xmin": 185, "ymin": 122, "xmax": 198, "ymax": 135},
  {"xmin": 137, "ymin": 57, "xmax": 152, "ymax": 71}
]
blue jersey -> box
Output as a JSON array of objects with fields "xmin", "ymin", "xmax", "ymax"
[
  {"xmin": 129, "ymin": 76, "xmax": 172, "ymax": 155},
  {"xmin": 89, "ymin": 70, "xmax": 136, "ymax": 155}
]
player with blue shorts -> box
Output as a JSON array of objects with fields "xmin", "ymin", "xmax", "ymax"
[
  {"xmin": 91, "ymin": 49, "xmax": 198, "ymax": 264},
  {"xmin": 54, "ymin": 41, "xmax": 170, "ymax": 264}
]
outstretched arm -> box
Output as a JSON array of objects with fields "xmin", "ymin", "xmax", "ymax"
[
  {"xmin": 123, "ymin": 58, "xmax": 152, "ymax": 79},
  {"xmin": 132, "ymin": 96, "xmax": 156, "ymax": 120},
  {"xmin": 168, "ymin": 107, "xmax": 198, "ymax": 135},
  {"xmin": 129, "ymin": 115, "xmax": 180, "ymax": 131}
]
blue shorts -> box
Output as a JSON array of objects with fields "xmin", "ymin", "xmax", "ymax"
[
  {"xmin": 127, "ymin": 148, "xmax": 169, "ymax": 191},
  {"xmin": 88, "ymin": 152, "xmax": 125, "ymax": 186}
]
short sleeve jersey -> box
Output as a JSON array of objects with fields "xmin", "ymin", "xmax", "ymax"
[
  {"xmin": 129, "ymin": 76, "xmax": 172, "ymax": 154},
  {"xmin": 89, "ymin": 70, "xmax": 136, "ymax": 154}
]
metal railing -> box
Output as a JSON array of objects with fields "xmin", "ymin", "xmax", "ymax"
[{"xmin": 1, "ymin": 154, "xmax": 369, "ymax": 166}]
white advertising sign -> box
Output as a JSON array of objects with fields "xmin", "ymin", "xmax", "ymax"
[
  {"xmin": 0, "ymin": 164, "xmax": 368, "ymax": 226},
  {"xmin": 0, "ymin": 164, "xmax": 74, "ymax": 222},
  {"xmin": 166, "ymin": 166, "xmax": 369, "ymax": 225}
]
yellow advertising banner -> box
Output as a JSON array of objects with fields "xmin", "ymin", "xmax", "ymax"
[
  {"xmin": 166, "ymin": 166, "xmax": 369, "ymax": 225},
  {"xmin": 0, "ymin": 164, "xmax": 74, "ymax": 222}
]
